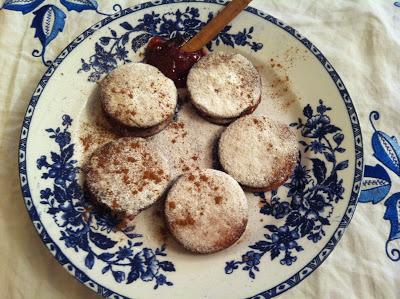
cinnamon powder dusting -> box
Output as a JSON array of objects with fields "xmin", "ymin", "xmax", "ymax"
[
  {"xmin": 142, "ymin": 170, "xmax": 162, "ymax": 184},
  {"xmin": 111, "ymin": 200, "xmax": 121, "ymax": 209},
  {"xmin": 127, "ymin": 157, "xmax": 136, "ymax": 162},
  {"xmin": 174, "ymin": 213, "xmax": 195, "ymax": 226},
  {"xmin": 147, "ymin": 103, "xmax": 224, "ymax": 178},
  {"xmin": 170, "ymin": 122, "xmax": 185, "ymax": 129},
  {"xmin": 168, "ymin": 121, "xmax": 187, "ymax": 144},
  {"xmin": 122, "ymin": 174, "xmax": 130, "ymax": 185},
  {"xmin": 85, "ymin": 137, "xmax": 170, "ymax": 216},
  {"xmin": 214, "ymin": 196, "xmax": 223, "ymax": 204},
  {"xmin": 256, "ymin": 64, "xmax": 297, "ymax": 112},
  {"xmin": 254, "ymin": 46, "xmax": 307, "ymax": 112},
  {"xmin": 130, "ymin": 141, "xmax": 140, "ymax": 149},
  {"xmin": 199, "ymin": 174, "xmax": 208, "ymax": 182},
  {"xmin": 79, "ymin": 121, "xmax": 119, "ymax": 163},
  {"xmin": 80, "ymin": 136, "xmax": 92, "ymax": 151}
]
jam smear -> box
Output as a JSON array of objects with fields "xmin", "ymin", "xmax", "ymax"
[{"xmin": 144, "ymin": 35, "xmax": 206, "ymax": 88}]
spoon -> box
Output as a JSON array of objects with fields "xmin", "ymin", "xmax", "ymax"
[
  {"xmin": 144, "ymin": 0, "xmax": 253, "ymax": 87},
  {"xmin": 181, "ymin": 0, "xmax": 253, "ymax": 53}
]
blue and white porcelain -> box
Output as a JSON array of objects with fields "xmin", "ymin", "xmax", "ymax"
[{"xmin": 18, "ymin": 1, "xmax": 363, "ymax": 298}]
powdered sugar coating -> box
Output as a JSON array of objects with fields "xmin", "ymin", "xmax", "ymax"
[
  {"xmin": 165, "ymin": 169, "xmax": 248, "ymax": 254},
  {"xmin": 100, "ymin": 63, "xmax": 177, "ymax": 129},
  {"xmin": 187, "ymin": 51, "xmax": 261, "ymax": 120},
  {"xmin": 147, "ymin": 103, "xmax": 224, "ymax": 179},
  {"xmin": 85, "ymin": 137, "xmax": 170, "ymax": 215},
  {"xmin": 218, "ymin": 115, "xmax": 298, "ymax": 191}
]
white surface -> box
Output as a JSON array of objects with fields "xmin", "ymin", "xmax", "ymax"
[{"xmin": 0, "ymin": 1, "xmax": 399, "ymax": 299}]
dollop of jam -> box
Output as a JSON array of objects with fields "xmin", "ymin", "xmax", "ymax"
[{"xmin": 144, "ymin": 35, "xmax": 206, "ymax": 88}]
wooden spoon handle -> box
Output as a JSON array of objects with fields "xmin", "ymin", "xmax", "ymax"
[{"xmin": 180, "ymin": 0, "xmax": 253, "ymax": 52}]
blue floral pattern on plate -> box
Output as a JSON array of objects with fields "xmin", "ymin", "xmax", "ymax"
[
  {"xmin": 78, "ymin": 7, "xmax": 263, "ymax": 82},
  {"xmin": 36, "ymin": 115, "xmax": 175, "ymax": 288},
  {"xmin": 225, "ymin": 100, "xmax": 349, "ymax": 278}
]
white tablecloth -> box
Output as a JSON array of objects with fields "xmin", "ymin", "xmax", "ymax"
[{"xmin": 1, "ymin": 0, "xmax": 400, "ymax": 298}]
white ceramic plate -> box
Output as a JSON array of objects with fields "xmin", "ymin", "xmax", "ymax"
[{"xmin": 19, "ymin": 1, "xmax": 363, "ymax": 298}]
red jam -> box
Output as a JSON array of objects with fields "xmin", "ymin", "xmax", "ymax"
[{"xmin": 144, "ymin": 36, "xmax": 206, "ymax": 88}]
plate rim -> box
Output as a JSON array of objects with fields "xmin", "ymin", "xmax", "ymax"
[{"xmin": 18, "ymin": 1, "xmax": 364, "ymax": 298}]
